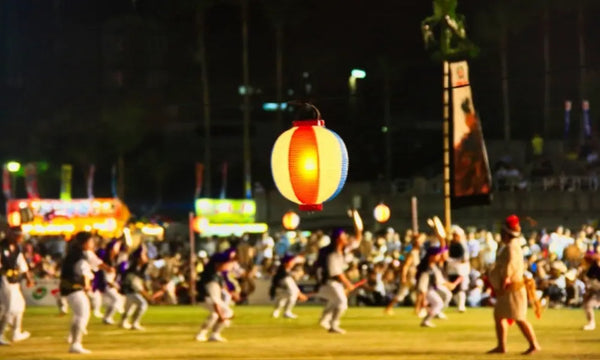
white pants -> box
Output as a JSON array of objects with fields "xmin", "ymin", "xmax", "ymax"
[
  {"xmin": 67, "ymin": 291, "xmax": 90, "ymax": 347},
  {"xmin": 274, "ymin": 277, "xmax": 300, "ymax": 314},
  {"xmin": 318, "ymin": 281, "xmax": 347, "ymax": 330},
  {"xmin": 122, "ymin": 293, "xmax": 148, "ymax": 326},
  {"xmin": 88, "ymin": 290, "xmax": 102, "ymax": 316},
  {"xmin": 584, "ymin": 291, "xmax": 600, "ymax": 325},
  {"xmin": 426, "ymin": 289, "xmax": 445, "ymax": 317},
  {"xmin": 200, "ymin": 298, "xmax": 233, "ymax": 335},
  {"xmin": 0, "ymin": 277, "xmax": 26, "ymax": 339},
  {"xmin": 0, "ymin": 277, "xmax": 26, "ymax": 313},
  {"xmin": 103, "ymin": 287, "xmax": 124, "ymax": 321}
]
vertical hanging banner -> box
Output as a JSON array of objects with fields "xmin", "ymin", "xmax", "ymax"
[
  {"xmin": 60, "ymin": 164, "xmax": 72, "ymax": 201},
  {"xmin": 564, "ymin": 100, "xmax": 572, "ymax": 139},
  {"xmin": 111, "ymin": 164, "xmax": 118, "ymax": 198},
  {"xmin": 449, "ymin": 61, "xmax": 492, "ymax": 208},
  {"xmin": 86, "ymin": 164, "xmax": 95, "ymax": 199},
  {"xmin": 24, "ymin": 163, "xmax": 40, "ymax": 199},
  {"xmin": 244, "ymin": 163, "xmax": 252, "ymax": 200},
  {"xmin": 194, "ymin": 163, "xmax": 204, "ymax": 199},
  {"xmin": 583, "ymin": 100, "xmax": 591, "ymax": 139},
  {"xmin": 219, "ymin": 162, "xmax": 228, "ymax": 199},
  {"xmin": 2, "ymin": 165, "xmax": 12, "ymax": 199}
]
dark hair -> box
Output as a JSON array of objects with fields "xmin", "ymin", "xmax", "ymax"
[{"xmin": 72, "ymin": 231, "xmax": 93, "ymax": 250}]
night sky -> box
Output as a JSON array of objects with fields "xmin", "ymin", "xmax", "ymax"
[{"xmin": 0, "ymin": 0, "xmax": 598, "ymax": 217}]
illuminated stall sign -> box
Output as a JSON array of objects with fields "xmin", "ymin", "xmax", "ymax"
[
  {"xmin": 193, "ymin": 198, "xmax": 266, "ymax": 236},
  {"xmin": 6, "ymin": 198, "xmax": 130, "ymax": 238},
  {"xmin": 194, "ymin": 198, "xmax": 256, "ymax": 224}
]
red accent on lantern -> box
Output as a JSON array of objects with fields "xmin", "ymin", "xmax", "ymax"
[
  {"xmin": 298, "ymin": 204, "xmax": 323, "ymax": 211},
  {"xmin": 288, "ymin": 126, "xmax": 320, "ymax": 204},
  {"xmin": 292, "ymin": 120, "xmax": 324, "ymax": 127}
]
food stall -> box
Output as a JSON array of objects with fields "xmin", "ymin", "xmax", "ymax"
[{"xmin": 6, "ymin": 198, "xmax": 131, "ymax": 239}]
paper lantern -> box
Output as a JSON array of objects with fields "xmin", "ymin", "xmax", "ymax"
[
  {"xmin": 373, "ymin": 203, "xmax": 391, "ymax": 223},
  {"xmin": 271, "ymin": 119, "xmax": 348, "ymax": 211},
  {"xmin": 282, "ymin": 211, "xmax": 300, "ymax": 230}
]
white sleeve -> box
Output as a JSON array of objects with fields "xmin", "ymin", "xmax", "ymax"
[
  {"xmin": 16, "ymin": 253, "xmax": 29, "ymax": 273},
  {"xmin": 75, "ymin": 259, "xmax": 95, "ymax": 280},
  {"xmin": 327, "ymin": 253, "xmax": 344, "ymax": 278},
  {"xmin": 85, "ymin": 251, "xmax": 103, "ymax": 272}
]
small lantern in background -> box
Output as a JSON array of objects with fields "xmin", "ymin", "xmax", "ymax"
[
  {"xmin": 282, "ymin": 211, "xmax": 300, "ymax": 230},
  {"xmin": 373, "ymin": 203, "xmax": 391, "ymax": 223},
  {"xmin": 271, "ymin": 105, "xmax": 348, "ymax": 211}
]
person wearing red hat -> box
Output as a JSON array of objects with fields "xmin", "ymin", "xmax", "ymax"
[{"xmin": 488, "ymin": 215, "xmax": 541, "ymax": 355}]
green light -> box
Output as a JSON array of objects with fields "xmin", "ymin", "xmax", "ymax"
[
  {"xmin": 351, "ymin": 69, "xmax": 366, "ymax": 79},
  {"xmin": 6, "ymin": 161, "xmax": 21, "ymax": 173},
  {"xmin": 381, "ymin": 126, "xmax": 388, "ymax": 133}
]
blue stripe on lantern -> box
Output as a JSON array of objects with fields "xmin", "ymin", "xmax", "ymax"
[{"xmin": 325, "ymin": 129, "xmax": 349, "ymax": 202}]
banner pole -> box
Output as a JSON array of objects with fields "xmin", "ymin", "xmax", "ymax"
[
  {"xmin": 189, "ymin": 211, "xmax": 197, "ymax": 306},
  {"xmin": 411, "ymin": 196, "xmax": 418, "ymax": 234},
  {"xmin": 443, "ymin": 61, "xmax": 452, "ymax": 235}
]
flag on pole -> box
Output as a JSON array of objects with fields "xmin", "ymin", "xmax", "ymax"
[
  {"xmin": 24, "ymin": 163, "xmax": 40, "ymax": 199},
  {"xmin": 60, "ymin": 164, "xmax": 72, "ymax": 201},
  {"xmin": 449, "ymin": 61, "xmax": 492, "ymax": 208},
  {"xmin": 194, "ymin": 163, "xmax": 204, "ymax": 199},
  {"xmin": 86, "ymin": 164, "xmax": 95, "ymax": 199},
  {"xmin": 2, "ymin": 165, "xmax": 12, "ymax": 199},
  {"xmin": 564, "ymin": 100, "xmax": 572, "ymax": 139},
  {"xmin": 583, "ymin": 100, "xmax": 591, "ymax": 139},
  {"xmin": 219, "ymin": 162, "xmax": 228, "ymax": 199},
  {"xmin": 111, "ymin": 164, "xmax": 118, "ymax": 198}
]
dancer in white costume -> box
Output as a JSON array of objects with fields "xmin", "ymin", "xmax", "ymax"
[
  {"xmin": 0, "ymin": 227, "xmax": 34, "ymax": 345},
  {"xmin": 195, "ymin": 249, "xmax": 237, "ymax": 342},
  {"xmin": 270, "ymin": 254, "xmax": 308, "ymax": 319},
  {"xmin": 317, "ymin": 210, "xmax": 364, "ymax": 334},
  {"xmin": 59, "ymin": 232, "xmax": 96, "ymax": 354}
]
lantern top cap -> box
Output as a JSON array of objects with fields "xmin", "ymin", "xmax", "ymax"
[
  {"xmin": 289, "ymin": 102, "xmax": 324, "ymax": 127},
  {"xmin": 293, "ymin": 120, "xmax": 325, "ymax": 127}
]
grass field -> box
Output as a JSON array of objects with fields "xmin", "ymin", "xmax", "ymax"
[{"xmin": 1, "ymin": 306, "xmax": 598, "ymax": 360}]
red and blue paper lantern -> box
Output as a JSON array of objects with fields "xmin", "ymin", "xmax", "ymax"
[{"xmin": 271, "ymin": 119, "xmax": 348, "ymax": 211}]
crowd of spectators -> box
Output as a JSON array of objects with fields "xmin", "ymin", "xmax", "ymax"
[{"xmin": 18, "ymin": 221, "xmax": 600, "ymax": 312}]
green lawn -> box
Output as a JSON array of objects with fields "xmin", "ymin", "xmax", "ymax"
[{"xmin": 1, "ymin": 306, "xmax": 598, "ymax": 360}]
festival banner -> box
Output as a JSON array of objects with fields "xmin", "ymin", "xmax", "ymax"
[
  {"xmin": 449, "ymin": 61, "xmax": 492, "ymax": 208},
  {"xmin": 86, "ymin": 164, "xmax": 95, "ymax": 199},
  {"xmin": 195, "ymin": 163, "xmax": 204, "ymax": 199},
  {"xmin": 244, "ymin": 164, "xmax": 252, "ymax": 200},
  {"xmin": 2, "ymin": 165, "xmax": 12, "ymax": 199},
  {"xmin": 24, "ymin": 163, "xmax": 40, "ymax": 199},
  {"xmin": 60, "ymin": 164, "xmax": 72, "ymax": 201},
  {"xmin": 219, "ymin": 162, "xmax": 228, "ymax": 200},
  {"xmin": 583, "ymin": 100, "xmax": 591, "ymax": 139},
  {"xmin": 564, "ymin": 100, "xmax": 572, "ymax": 139}
]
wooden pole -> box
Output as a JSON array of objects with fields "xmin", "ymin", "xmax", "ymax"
[
  {"xmin": 411, "ymin": 196, "xmax": 418, "ymax": 234},
  {"xmin": 188, "ymin": 211, "xmax": 196, "ymax": 305},
  {"xmin": 443, "ymin": 61, "xmax": 451, "ymax": 235}
]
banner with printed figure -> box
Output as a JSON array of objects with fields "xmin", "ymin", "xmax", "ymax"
[
  {"xmin": 450, "ymin": 61, "xmax": 492, "ymax": 208},
  {"xmin": 24, "ymin": 163, "xmax": 40, "ymax": 199},
  {"xmin": 2, "ymin": 165, "xmax": 11, "ymax": 199}
]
